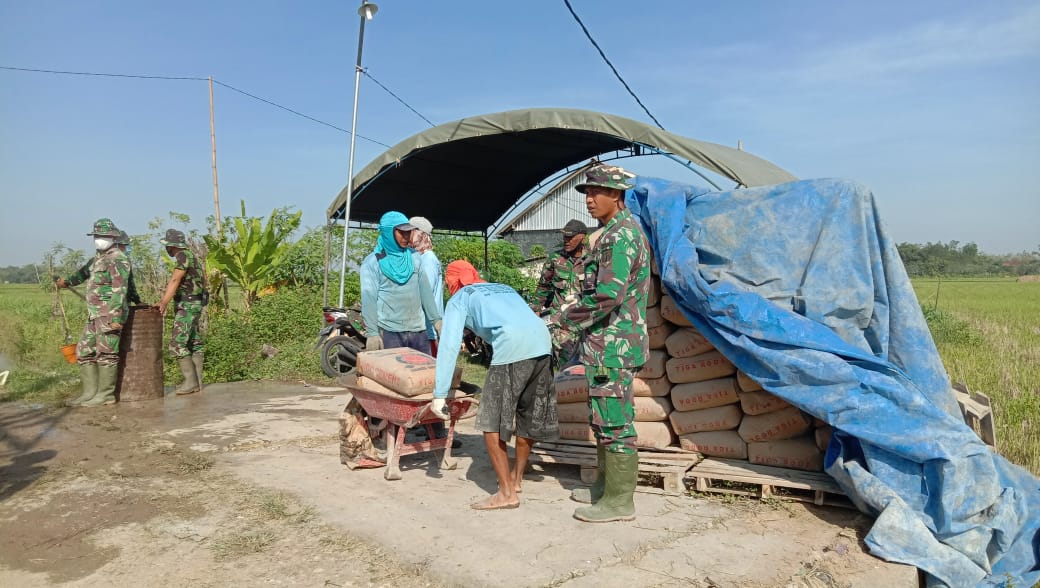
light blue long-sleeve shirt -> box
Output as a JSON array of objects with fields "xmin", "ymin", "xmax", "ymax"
[
  {"xmin": 360, "ymin": 250, "xmax": 442, "ymax": 337},
  {"xmin": 433, "ymin": 282, "xmax": 551, "ymax": 398},
  {"xmin": 417, "ymin": 250, "xmax": 444, "ymax": 340}
]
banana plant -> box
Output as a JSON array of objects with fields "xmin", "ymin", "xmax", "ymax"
[{"xmin": 203, "ymin": 201, "xmax": 302, "ymax": 309}]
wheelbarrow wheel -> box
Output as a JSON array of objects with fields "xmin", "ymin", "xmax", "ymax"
[{"xmin": 321, "ymin": 335, "xmax": 361, "ymax": 378}]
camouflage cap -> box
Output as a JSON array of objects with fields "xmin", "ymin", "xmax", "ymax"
[
  {"xmin": 159, "ymin": 228, "xmax": 188, "ymax": 248},
  {"xmin": 575, "ymin": 163, "xmax": 636, "ymax": 194},
  {"xmin": 88, "ymin": 218, "xmax": 122, "ymax": 238},
  {"xmin": 116, "ymin": 230, "xmax": 131, "ymax": 245},
  {"xmin": 561, "ymin": 219, "xmax": 588, "ymax": 237}
]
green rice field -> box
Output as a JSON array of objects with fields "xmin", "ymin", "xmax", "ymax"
[{"xmin": 912, "ymin": 278, "xmax": 1040, "ymax": 474}]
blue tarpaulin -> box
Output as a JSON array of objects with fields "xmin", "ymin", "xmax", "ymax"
[{"xmin": 627, "ymin": 177, "xmax": 1039, "ymax": 587}]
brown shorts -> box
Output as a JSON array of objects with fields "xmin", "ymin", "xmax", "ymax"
[{"xmin": 475, "ymin": 355, "xmax": 558, "ymax": 442}]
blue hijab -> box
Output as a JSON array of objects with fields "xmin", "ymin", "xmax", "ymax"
[{"xmin": 375, "ymin": 211, "xmax": 414, "ymax": 285}]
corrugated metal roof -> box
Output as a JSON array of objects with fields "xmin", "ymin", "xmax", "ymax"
[{"xmin": 501, "ymin": 167, "xmax": 597, "ymax": 233}]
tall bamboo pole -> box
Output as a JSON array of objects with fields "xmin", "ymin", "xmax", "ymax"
[{"xmin": 209, "ymin": 76, "xmax": 222, "ymax": 235}]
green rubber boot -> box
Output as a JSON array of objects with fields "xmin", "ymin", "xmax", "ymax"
[
  {"xmin": 176, "ymin": 357, "xmax": 199, "ymax": 395},
  {"xmin": 573, "ymin": 451, "xmax": 638, "ymax": 523},
  {"xmin": 570, "ymin": 444, "xmax": 606, "ymax": 503},
  {"xmin": 82, "ymin": 364, "xmax": 118, "ymax": 406},
  {"xmin": 191, "ymin": 351, "xmax": 204, "ymax": 392},
  {"xmin": 68, "ymin": 363, "xmax": 99, "ymax": 406}
]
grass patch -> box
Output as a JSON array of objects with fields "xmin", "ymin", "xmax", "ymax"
[
  {"xmin": 913, "ymin": 278, "xmax": 1040, "ymax": 474},
  {"xmin": 255, "ymin": 491, "xmax": 315, "ymax": 524},
  {"xmin": 210, "ymin": 530, "xmax": 278, "ymax": 559},
  {"xmin": 177, "ymin": 452, "xmax": 215, "ymax": 475}
]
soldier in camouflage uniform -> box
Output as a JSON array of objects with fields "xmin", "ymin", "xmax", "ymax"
[
  {"xmin": 56, "ymin": 218, "xmax": 132, "ymax": 407},
  {"xmin": 533, "ymin": 219, "xmax": 588, "ymax": 370},
  {"xmin": 554, "ymin": 163, "xmax": 650, "ymax": 523},
  {"xmin": 155, "ymin": 229, "xmax": 205, "ymax": 395}
]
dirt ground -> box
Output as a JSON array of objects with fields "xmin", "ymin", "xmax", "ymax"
[{"xmin": 0, "ymin": 382, "xmax": 919, "ymax": 587}]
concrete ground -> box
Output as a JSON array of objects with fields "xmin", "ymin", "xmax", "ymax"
[{"xmin": 0, "ymin": 381, "xmax": 919, "ymax": 587}]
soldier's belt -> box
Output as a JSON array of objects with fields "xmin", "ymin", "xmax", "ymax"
[{"xmin": 174, "ymin": 294, "xmax": 204, "ymax": 302}]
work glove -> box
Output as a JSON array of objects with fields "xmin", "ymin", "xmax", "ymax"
[
  {"xmin": 365, "ymin": 335, "xmax": 383, "ymax": 351},
  {"xmin": 430, "ymin": 398, "xmax": 450, "ymax": 420},
  {"xmin": 433, "ymin": 320, "xmax": 443, "ymax": 339}
]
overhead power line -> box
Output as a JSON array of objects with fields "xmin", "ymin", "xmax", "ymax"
[
  {"xmin": 560, "ymin": 0, "xmax": 666, "ymax": 130},
  {"xmin": 1, "ymin": 65, "xmax": 391, "ymax": 147},
  {"xmin": 211, "ymin": 79, "xmax": 389, "ymax": 147},
  {"xmin": 0, "ymin": 65, "xmax": 205, "ymax": 81},
  {"xmin": 362, "ymin": 70, "xmax": 435, "ymax": 127}
]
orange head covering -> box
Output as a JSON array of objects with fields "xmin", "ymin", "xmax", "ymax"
[{"xmin": 445, "ymin": 260, "xmax": 485, "ymax": 295}]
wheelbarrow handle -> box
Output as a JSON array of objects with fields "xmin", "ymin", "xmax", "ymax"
[{"xmin": 410, "ymin": 396, "xmax": 478, "ymax": 428}]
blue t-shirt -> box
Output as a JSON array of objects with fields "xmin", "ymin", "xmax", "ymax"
[
  {"xmin": 434, "ymin": 282, "xmax": 551, "ymax": 398},
  {"xmin": 360, "ymin": 250, "xmax": 442, "ymax": 336}
]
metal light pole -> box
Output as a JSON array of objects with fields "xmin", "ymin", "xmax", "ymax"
[{"xmin": 337, "ymin": 0, "xmax": 378, "ymax": 307}]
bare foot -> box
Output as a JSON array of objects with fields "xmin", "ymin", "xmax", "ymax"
[
  {"xmin": 512, "ymin": 474, "xmax": 523, "ymax": 494},
  {"xmin": 470, "ymin": 492, "xmax": 519, "ymax": 510}
]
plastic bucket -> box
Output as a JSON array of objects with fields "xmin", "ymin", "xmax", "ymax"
[{"xmin": 61, "ymin": 343, "xmax": 78, "ymax": 364}]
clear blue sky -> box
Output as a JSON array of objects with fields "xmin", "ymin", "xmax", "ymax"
[{"xmin": 2, "ymin": 0, "xmax": 1037, "ymax": 265}]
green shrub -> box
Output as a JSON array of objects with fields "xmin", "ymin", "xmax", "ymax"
[{"xmin": 920, "ymin": 306, "xmax": 982, "ymax": 346}]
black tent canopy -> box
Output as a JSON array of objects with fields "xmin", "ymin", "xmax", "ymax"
[{"xmin": 326, "ymin": 108, "xmax": 796, "ymax": 233}]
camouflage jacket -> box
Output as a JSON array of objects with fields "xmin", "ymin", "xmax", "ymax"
[
  {"xmin": 173, "ymin": 249, "xmax": 204, "ymax": 300},
  {"xmin": 69, "ymin": 259, "xmax": 141, "ymax": 305},
  {"xmin": 66, "ymin": 248, "xmax": 131, "ymax": 322},
  {"xmin": 557, "ymin": 208, "xmax": 651, "ymax": 368},
  {"xmin": 533, "ymin": 247, "xmax": 585, "ymax": 316}
]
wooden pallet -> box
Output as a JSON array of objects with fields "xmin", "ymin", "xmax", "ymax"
[
  {"xmin": 952, "ymin": 383, "xmax": 997, "ymax": 448},
  {"xmin": 686, "ymin": 458, "xmax": 853, "ymax": 508},
  {"xmin": 528, "ymin": 439, "xmax": 701, "ymax": 495}
]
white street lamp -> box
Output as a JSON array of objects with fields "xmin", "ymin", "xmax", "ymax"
[{"xmin": 337, "ymin": 1, "xmax": 378, "ymax": 307}]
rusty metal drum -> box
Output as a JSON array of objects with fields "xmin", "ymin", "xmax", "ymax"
[{"xmin": 116, "ymin": 305, "xmax": 164, "ymax": 402}]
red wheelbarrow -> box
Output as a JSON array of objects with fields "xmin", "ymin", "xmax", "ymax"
[{"xmin": 347, "ymin": 385, "xmax": 478, "ymax": 481}]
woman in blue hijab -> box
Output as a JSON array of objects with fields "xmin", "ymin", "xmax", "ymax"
[
  {"xmin": 359, "ymin": 211, "xmax": 442, "ymax": 354},
  {"xmin": 374, "ymin": 211, "xmax": 415, "ymax": 284}
]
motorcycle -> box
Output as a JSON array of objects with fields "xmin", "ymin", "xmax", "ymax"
[{"xmin": 317, "ymin": 305, "xmax": 368, "ymax": 378}]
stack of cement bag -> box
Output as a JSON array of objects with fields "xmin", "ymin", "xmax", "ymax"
[
  {"xmin": 553, "ymin": 267, "xmax": 830, "ymax": 471},
  {"xmin": 353, "ymin": 347, "xmax": 462, "ymax": 398}
]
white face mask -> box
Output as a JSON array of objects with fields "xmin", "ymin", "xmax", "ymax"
[{"xmin": 94, "ymin": 237, "xmax": 114, "ymax": 251}]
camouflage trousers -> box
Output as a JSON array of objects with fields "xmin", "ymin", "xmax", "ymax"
[
  {"xmin": 584, "ymin": 365, "xmax": 637, "ymax": 455},
  {"xmin": 77, "ymin": 317, "xmax": 123, "ymax": 366},
  {"xmin": 170, "ymin": 301, "xmax": 203, "ymax": 358}
]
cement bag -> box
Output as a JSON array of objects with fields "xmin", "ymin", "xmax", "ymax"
[
  {"xmin": 356, "ymin": 375, "xmax": 408, "ymax": 396},
  {"xmin": 736, "ymin": 370, "xmax": 763, "ymax": 392},
  {"xmin": 633, "ymin": 375, "xmax": 671, "ymax": 397},
  {"xmin": 668, "ymin": 404, "xmax": 742, "ymax": 435},
  {"xmin": 747, "ymin": 437, "xmax": 824, "ymax": 472},
  {"xmin": 356, "ymin": 348, "xmax": 437, "ymax": 397},
  {"xmin": 646, "ymin": 304, "xmax": 664, "ymax": 328},
  {"xmin": 815, "ymin": 425, "xmax": 834, "ymax": 451},
  {"xmin": 557, "ymin": 402, "xmax": 589, "ymax": 423},
  {"xmin": 555, "ymin": 365, "xmax": 588, "ymax": 404},
  {"xmin": 737, "ymin": 406, "xmax": 813, "ymax": 442},
  {"xmin": 666, "ymin": 351, "xmax": 736, "ymax": 384},
  {"xmin": 679, "ymin": 430, "xmax": 748, "ymax": 459},
  {"xmin": 670, "ymin": 377, "xmax": 739, "ymax": 412},
  {"xmin": 635, "ymin": 421, "xmax": 674, "ymax": 449},
  {"xmin": 634, "ymin": 396, "xmax": 672, "ymax": 422},
  {"xmin": 559, "ymin": 422, "xmax": 596, "ymax": 442},
  {"xmin": 660, "ymin": 294, "xmax": 692, "ymax": 326},
  {"xmin": 338, "ymin": 397, "xmax": 386, "ymax": 470},
  {"xmin": 737, "ymin": 390, "xmax": 792, "ymax": 416},
  {"xmin": 664, "ymin": 327, "xmax": 714, "ymax": 358},
  {"xmin": 647, "ymin": 322, "xmax": 675, "ymax": 350},
  {"xmin": 647, "ymin": 278, "xmax": 661, "ymax": 307},
  {"xmin": 638, "ymin": 350, "xmax": 669, "ymax": 380}
]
